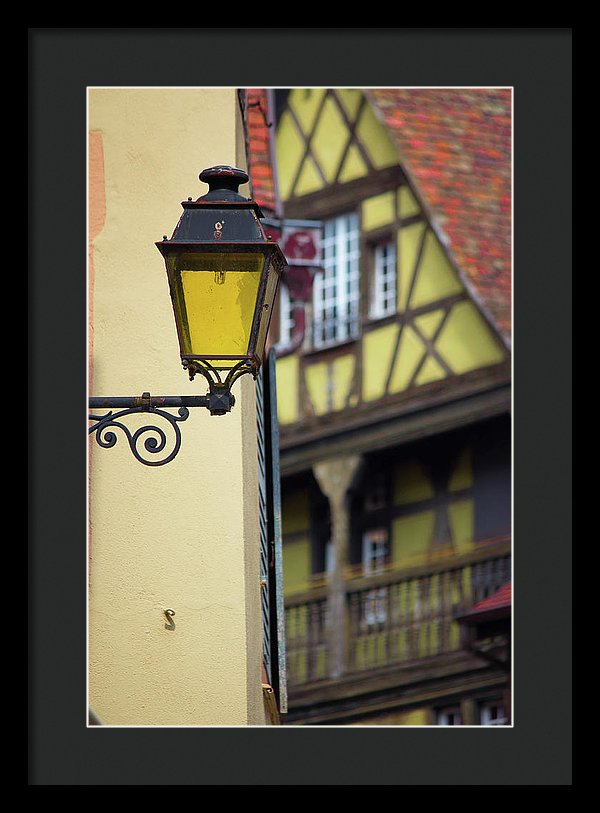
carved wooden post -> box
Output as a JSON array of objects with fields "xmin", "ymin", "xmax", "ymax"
[{"xmin": 313, "ymin": 455, "xmax": 362, "ymax": 679}]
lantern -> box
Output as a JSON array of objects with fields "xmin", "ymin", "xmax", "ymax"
[{"xmin": 156, "ymin": 166, "xmax": 287, "ymax": 414}]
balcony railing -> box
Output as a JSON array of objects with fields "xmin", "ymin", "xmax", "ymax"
[{"xmin": 284, "ymin": 538, "xmax": 511, "ymax": 687}]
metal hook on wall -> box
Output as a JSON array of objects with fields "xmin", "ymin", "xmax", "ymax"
[{"xmin": 164, "ymin": 608, "xmax": 176, "ymax": 629}]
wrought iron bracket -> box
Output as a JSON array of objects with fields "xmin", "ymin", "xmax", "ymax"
[
  {"xmin": 88, "ymin": 361, "xmax": 256, "ymax": 466},
  {"xmin": 88, "ymin": 394, "xmax": 209, "ymax": 467}
]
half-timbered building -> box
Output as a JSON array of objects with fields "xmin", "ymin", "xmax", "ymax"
[{"xmin": 246, "ymin": 87, "xmax": 512, "ymax": 726}]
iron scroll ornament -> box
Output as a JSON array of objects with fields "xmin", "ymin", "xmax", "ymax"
[
  {"xmin": 89, "ymin": 396, "xmax": 196, "ymax": 467},
  {"xmin": 88, "ymin": 362, "xmax": 255, "ymax": 466}
]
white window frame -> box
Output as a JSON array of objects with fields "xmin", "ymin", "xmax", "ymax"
[
  {"xmin": 362, "ymin": 529, "xmax": 389, "ymax": 626},
  {"xmin": 312, "ymin": 213, "xmax": 360, "ymax": 348},
  {"xmin": 437, "ymin": 706, "xmax": 462, "ymax": 726},
  {"xmin": 370, "ymin": 240, "xmax": 397, "ymax": 319},
  {"xmin": 480, "ymin": 700, "xmax": 507, "ymax": 726},
  {"xmin": 277, "ymin": 282, "xmax": 294, "ymax": 349}
]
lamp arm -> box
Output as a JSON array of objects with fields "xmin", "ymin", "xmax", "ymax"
[{"xmin": 88, "ymin": 358, "xmax": 257, "ymax": 466}]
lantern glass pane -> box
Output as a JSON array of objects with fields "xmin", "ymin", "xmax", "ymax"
[
  {"xmin": 167, "ymin": 250, "xmax": 265, "ymax": 363},
  {"xmin": 254, "ymin": 257, "xmax": 282, "ymax": 360}
]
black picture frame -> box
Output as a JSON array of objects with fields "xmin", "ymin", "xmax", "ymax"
[{"xmin": 29, "ymin": 28, "xmax": 572, "ymax": 786}]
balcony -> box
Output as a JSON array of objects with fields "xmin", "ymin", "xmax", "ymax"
[{"xmin": 284, "ymin": 537, "xmax": 511, "ymax": 687}]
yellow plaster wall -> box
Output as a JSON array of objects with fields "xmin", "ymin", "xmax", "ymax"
[
  {"xmin": 414, "ymin": 356, "xmax": 446, "ymax": 386},
  {"xmin": 275, "ymin": 354, "xmax": 299, "ymax": 425},
  {"xmin": 281, "ymin": 489, "xmax": 312, "ymax": 594},
  {"xmin": 337, "ymin": 88, "xmax": 362, "ymax": 120},
  {"xmin": 448, "ymin": 499, "xmax": 474, "ymax": 554},
  {"xmin": 398, "ymin": 222, "xmax": 426, "ymax": 312},
  {"xmin": 414, "ymin": 309, "xmax": 445, "ymax": 340},
  {"xmin": 435, "ymin": 301, "xmax": 505, "ymax": 374},
  {"xmin": 296, "ymin": 158, "xmax": 323, "ymax": 197},
  {"xmin": 361, "ymin": 191, "xmax": 395, "ymax": 232},
  {"xmin": 88, "ymin": 88, "xmax": 266, "ymax": 726},
  {"xmin": 290, "ymin": 87, "xmax": 325, "ymax": 136},
  {"xmin": 304, "ymin": 355, "xmax": 356, "ymax": 416},
  {"xmin": 362, "ymin": 323, "xmax": 399, "ymax": 401},
  {"xmin": 282, "ymin": 489, "xmax": 311, "ymax": 535},
  {"xmin": 389, "ymin": 325, "xmax": 427, "ymax": 393},
  {"xmin": 331, "ymin": 354, "xmax": 355, "ymax": 411},
  {"xmin": 305, "ymin": 361, "xmax": 330, "ymax": 416},
  {"xmin": 392, "ymin": 511, "xmax": 436, "ymax": 566},
  {"xmin": 311, "ymin": 95, "xmax": 348, "ymax": 183},
  {"xmin": 398, "ymin": 185, "xmax": 421, "ymax": 219},
  {"xmin": 410, "ymin": 231, "xmax": 463, "ymax": 309},
  {"xmin": 338, "ymin": 144, "xmax": 368, "ymax": 183},
  {"xmin": 282, "ymin": 537, "xmax": 312, "ymax": 594},
  {"xmin": 356, "ymin": 102, "xmax": 399, "ymax": 169},
  {"xmin": 275, "ymin": 109, "xmax": 306, "ymax": 200}
]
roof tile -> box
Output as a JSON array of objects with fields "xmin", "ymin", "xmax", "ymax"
[{"xmin": 368, "ymin": 89, "xmax": 511, "ymax": 339}]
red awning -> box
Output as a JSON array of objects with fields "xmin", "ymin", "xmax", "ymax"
[{"xmin": 460, "ymin": 582, "xmax": 511, "ymax": 624}]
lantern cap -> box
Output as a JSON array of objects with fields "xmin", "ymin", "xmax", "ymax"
[
  {"xmin": 197, "ymin": 165, "xmax": 250, "ymax": 202},
  {"xmin": 157, "ymin": 165, "xmax": 269, "ymax": 243}
]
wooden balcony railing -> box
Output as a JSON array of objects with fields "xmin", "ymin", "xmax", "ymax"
[{"xmin": 284, "ymin": 538, "xmax": 511, "ymax": 687}]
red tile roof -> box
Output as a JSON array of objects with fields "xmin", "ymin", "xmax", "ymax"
[
  {"xmin": 468, "ymin": 582, "xmax": 512, "ymax": 616},
  {"xmin": 367, "ymin": 89, "xmax": 512, "ymax": 341},
  {"xmin": 246, "ymin": 88, "xmax": 278, "ymax": 216}
]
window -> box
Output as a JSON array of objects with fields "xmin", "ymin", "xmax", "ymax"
[
  {"xmin": 480, "ymin": 700, "xmax": 507, "ymax": 726},
  {"xmin": 437, "ymin": 706, "xmax": 462, "ymax": 726},
  {"xmin": 362, "ymin": 528, "xmax": 388, "ymax": 574},
  {"xmin": 362, "ymin": 529, "xmax": 389, "ymax": 625},
  {"xmin": 313, "ymin": 213, "xmax": 360, "ymax": 348},
  {"xmin": 370, "ymin": 240, "xmax": 397, "ymax": 319},
  {"xmin": 277, "ymin": 282, "xmax": 294, "ymax": 348}
]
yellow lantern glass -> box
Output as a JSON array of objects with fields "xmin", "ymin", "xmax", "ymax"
[{"xmin": 165, "ymin": 247, "xmax": 267, "ymax": 368}]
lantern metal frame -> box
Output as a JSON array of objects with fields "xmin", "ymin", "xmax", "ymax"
[{"xmin": 88, "ymin": 165, "xmax": 287, "ymax": 466}]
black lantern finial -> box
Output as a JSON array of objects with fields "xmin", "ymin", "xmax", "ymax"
[{"xmin": 198, "ymin": 165, "xmax": 249, "ymax": 200}]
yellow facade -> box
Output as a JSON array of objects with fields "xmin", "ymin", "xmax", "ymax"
[
  {"xmin": 88, "ymin": 88, "xmax": 267, "ymax": 726},
  {"xmin": 273, "ymin": 87, "xmax": 507, "ymax": 429},
  {"xmin": 274, "ymin": 88, "xmax": 507, "ymax": 633},
  {"xmin": 269, "ymin": 87, "xmax": 510, "ymax": 728}
]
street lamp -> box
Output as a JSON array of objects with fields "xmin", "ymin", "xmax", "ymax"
[
  {"xmin": 88, "ymin": 165, "xmax": 287, "ymax": 464},
  {"xmin": 157, "ymin": 164, "xmax": 286, "ymax": 413}
]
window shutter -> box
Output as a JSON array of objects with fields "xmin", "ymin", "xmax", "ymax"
[{"xmin": 256, "ymin": 347, "xmax": 288, "ymax": 713}]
